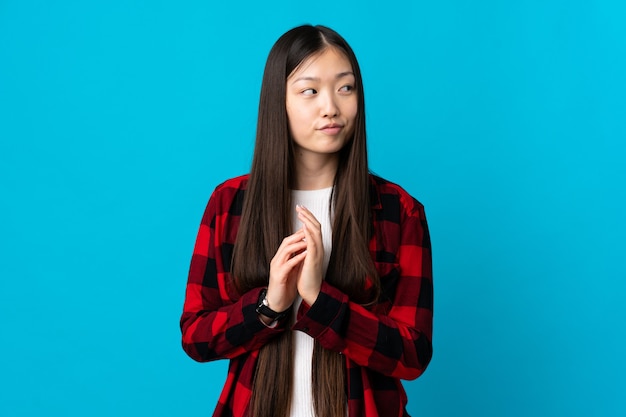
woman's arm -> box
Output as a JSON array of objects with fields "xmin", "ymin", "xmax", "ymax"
[
  {"xmin": 180, "ymin": 182, "xmax": 288, "ymax": 362},
  {"xmin": 292, "ymin": 190, "xmax": 433, "ymax": 380}
]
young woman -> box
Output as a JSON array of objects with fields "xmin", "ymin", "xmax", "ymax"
[{"xmin": 180, "ymin": 25, "xmax": 433, "ymax": 417}]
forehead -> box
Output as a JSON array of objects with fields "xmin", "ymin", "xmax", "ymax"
[{"xmin": 288, "ymin": 47, "xmax": 353, "ymax": 80}]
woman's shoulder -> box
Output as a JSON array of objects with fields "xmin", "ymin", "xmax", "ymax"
[
  {"xmin": 213, "ymin": 174, "xmax": 250, "ymax": 192},
  {"xmin": 205, "ymin": 174, "xmax": 249, "ymax": 211},
  {"xmin": 369, "ymin": 173, "xmax": 425, "ymax": 216}
]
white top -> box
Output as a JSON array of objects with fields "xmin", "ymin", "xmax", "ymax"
[{"xmin": 289, "ymin": 187, "xmax": 333, "ymax": 417}]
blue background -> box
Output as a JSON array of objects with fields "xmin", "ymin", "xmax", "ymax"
[{"xmin": 1, "ymin": 1, "xmax": 625, "ymax": 416}]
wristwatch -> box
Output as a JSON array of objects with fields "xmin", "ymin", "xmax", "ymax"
[{"xmin": 256, "ymin": 288, "xmax": 290, "ymax": 322}]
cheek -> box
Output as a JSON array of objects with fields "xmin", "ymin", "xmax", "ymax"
[
  {"xmin": 286, "ymin": 105, "xmax": 300, "ymax": 131},
  {"xmin": 289, "ymin": 106, "xmax": 315, "ymax": 129},
  {"xmin": 286, "ymin": 109, "xmax": 308, "ymax": 140},
  {"xmin": 345, "ymin": 100, "xmax": 358, "ymax": 124},
  {"xmin": 287, "ymin": 111, "xmax": 303, "ymax": 132}
]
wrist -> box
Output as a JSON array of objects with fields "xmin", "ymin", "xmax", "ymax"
[
  {"xmin": 299, "ymin": 287, "xmax": 321, "ymax": 307},
  {"xmin": 256, "ymin": 288, "xmax": 291, "ymax": 324}
]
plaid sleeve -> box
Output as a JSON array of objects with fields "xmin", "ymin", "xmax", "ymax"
[
  {"xmin": 293, "ymin": 184, "xmax": 433, "ymax": 380},
  {"xmin": 180, "ymin": 179, "xmax": 288, "ymax": 362}
]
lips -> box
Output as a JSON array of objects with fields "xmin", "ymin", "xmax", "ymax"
[{"xmin": 318, "ymin": 123, "xmax": 344, "ymax": 135}]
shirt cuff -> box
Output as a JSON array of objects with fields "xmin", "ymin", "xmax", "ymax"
[
  {"xmin": 242, "ymin": 287, "xmax": 289, "ymax": 335},
  {"xmin": 292, "ymin": 281, "xmax": 349, "ymax": 338}
]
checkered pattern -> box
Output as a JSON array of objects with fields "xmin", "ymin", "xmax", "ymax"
[{"xmin": 181, "ymin": 174, "xmax": 433, "ymax": 417}]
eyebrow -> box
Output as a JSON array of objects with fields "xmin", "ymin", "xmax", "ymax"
[{"xmin": 291, "ymin": 71, "xmax": 355, "ymax": 84}]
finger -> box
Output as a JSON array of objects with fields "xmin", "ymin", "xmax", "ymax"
[
  {"xmin": 279, "ymin": 229, "xmax": 306, "ymax": 247},
  {"xmin": 298, "ymin": 217, "xmax": 322, "ymax": 242},
  {"xmin": 269, "ymin": 249, "xmax": 306, "ymax": 287},
  {"xmin": 297, "ymin": 217, "xmax": 322, "ymax": 240},
  {"xmin": 273, "ymin": 249, "xmax": 306, "ymax": 276},
  {"xmin": 273, "ymin": 240, "xmax": 307, "ymax": 264},
  {"xmin": 296, "ymin": 205, "xmax": 321, "ymax": 227},
  {"xmin": 286, "ymin": 249, "xmax": 307, "ymax": 266},
  {"xmin": 301, "ymin": 223, "xmax": 321, "ymax": 256},
  {"xmin": 300, "ymin": 217, "xmax": 322, "ymax": 242},
  {"xmin": 274, "ymin": 231, "xmax": 306, "ymax": 255},
  {"xmin": 298, "ymin": 214, "xmax": 320, "ymax": 232}
]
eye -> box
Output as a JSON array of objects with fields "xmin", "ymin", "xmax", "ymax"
[
  {"xmin": 339, "ymin": 85, "xmax": 354, "ymax": 93},
  {"xmin": 302, "ymin": 88, "xmax": 317, "ymax": 96}
]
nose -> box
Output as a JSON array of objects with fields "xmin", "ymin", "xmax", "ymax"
[{"xmin": 320, "ymin": 91, "xmax": 339, "ymax": 118}]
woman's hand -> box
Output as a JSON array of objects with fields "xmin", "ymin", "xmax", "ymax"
[
  {"xmin": 295, "ymin": 205, "xmax": 323, "ymax": 306},
  {"xmin": 267, "ymin": 229, "xmax": 307, "ymax": 314},
  {"xmin": 266, "ymin": 205, "xmax": 324, "ymax": 318}
]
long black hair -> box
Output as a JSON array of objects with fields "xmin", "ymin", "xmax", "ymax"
[{"xmin": 231, "ymin": 25, "xmax": 379, "ymax": 417}]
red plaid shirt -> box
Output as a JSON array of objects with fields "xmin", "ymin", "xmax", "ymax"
[{"xmin": 181, "ymin": 174, "xmax": 433, "ymax": 417}]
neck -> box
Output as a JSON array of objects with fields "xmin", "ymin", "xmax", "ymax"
[{"xmin": 293, "ymin": 152, "xmax": 338, "ymax": 190}]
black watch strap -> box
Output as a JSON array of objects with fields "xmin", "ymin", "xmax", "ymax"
[{"xmin": 256, "ymin": 289, "xmax": 289, "ymax": 322}]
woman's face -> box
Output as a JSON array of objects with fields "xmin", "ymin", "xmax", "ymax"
[{"xmin": 286, "ymin": 47, "xmax": 357, "ymax": 161}]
